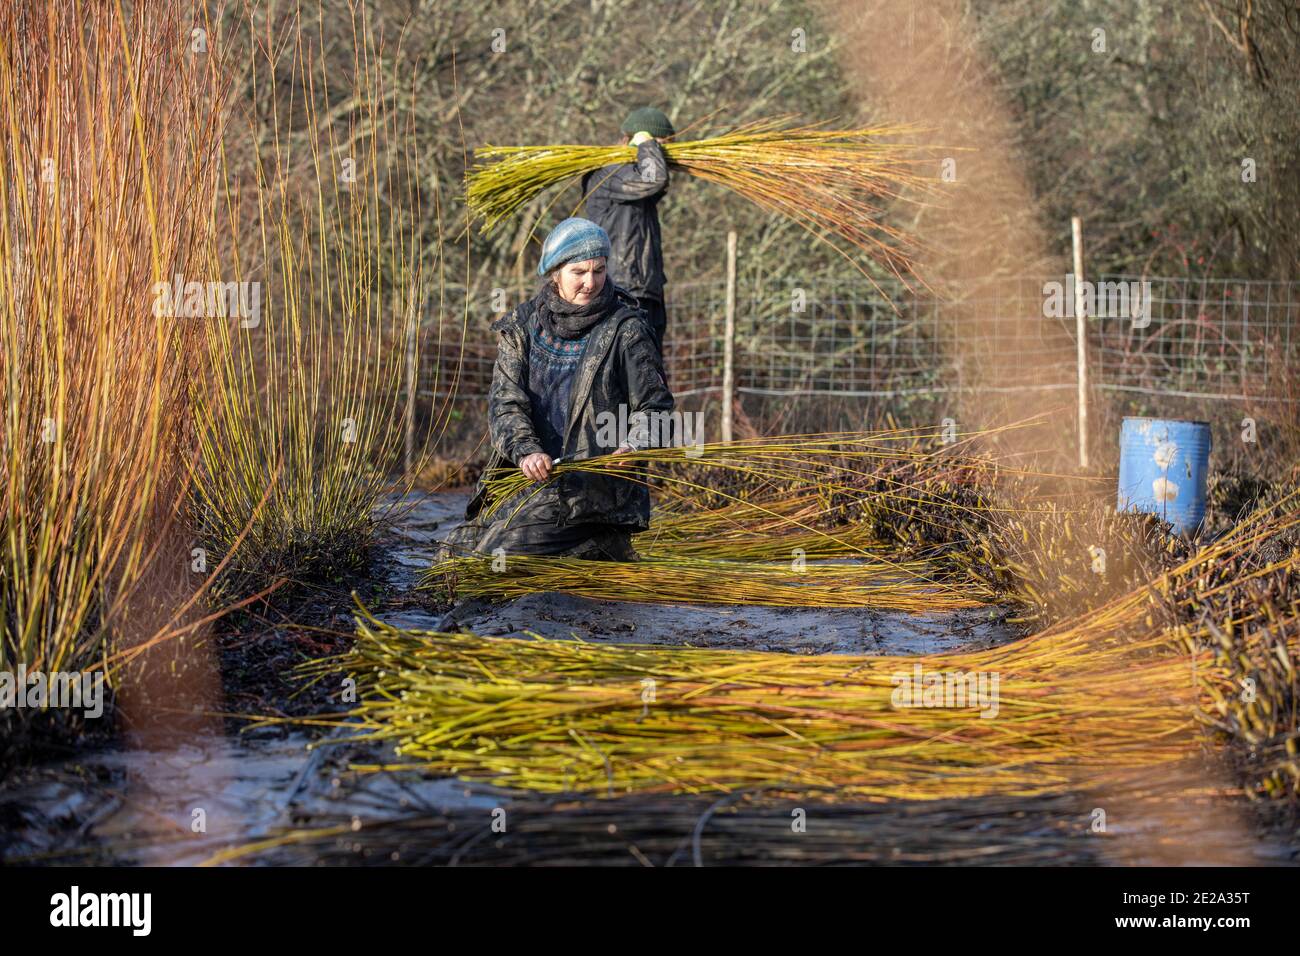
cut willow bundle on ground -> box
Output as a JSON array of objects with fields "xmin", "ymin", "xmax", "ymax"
[
  {"xmin": 301, "ymin": 596, "xmax": 1197, "ymax": 801},
  {"xmin": 637, "ymin": 519, "xmax": 885, "ymax": 562},
  {"xmin": 467, "ymin": 120, "xmax": 937, "ymax": 281},
  {"xmin": 421, "ymin": 553, "xmax": 989, "ymax": 610},
  {"xmin": 1164, "ymin": 485, "xmax": 1300, "ymax": 797},
  {"xmin": 636, "ymin": 487, "xmax": 890, "ymax": 560}
]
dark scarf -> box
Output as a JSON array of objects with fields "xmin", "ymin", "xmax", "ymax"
[{"xmin": 536, "ymin": 278, "xmax": 618, "ymax": 340}]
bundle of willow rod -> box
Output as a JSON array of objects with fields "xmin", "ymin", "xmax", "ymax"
[
  {"xmin": 421, "ymin": 552, "xmax": 988, "ymax": 610},
  {"xmin": 433, "ymin": 428, "xmax": 1063, "ymax": 607},
  {"xmin": 1162, "ymin": 486, "xmax": 1300, "ymax": 796},
  {"xmin": 633, "ymin": 460, "xmax": 1009, "ymax": 562},
  {"xmin": 468, "ymin": 119, "xmax": 935, "ymax": 279},
  {"xmin": 300, "ymin": 595, "xmax": 1195, "ymax": 801},
  {"xmin": 431, "ymin": 430, "xmax": 1020, "ymax": 606},
  {"xmin": 636, "ymin": 519, "xmax": 884, "ymax": 561},
  {"xmin": 636, "ymin": 486, "xmax": 888, "ymax": 560},
  {"xmin": 477, "ymin": 428, "xmax": 1016, "ymax": 539}
]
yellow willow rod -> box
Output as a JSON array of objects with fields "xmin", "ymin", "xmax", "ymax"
[
  {"xmin": 473, "ymin": 453, "xmax": 1011, "ymax": 593},
  {"xmin": 422, "ymin": 555, "xmax": 991, "ymax": 611},
  {"xmin": 467, "ymin": 121, "xmax": 937, "ymax": 278},
  {"xmin": 286, "ymin": 607, "xmax": 1201, "ymax": 801}
]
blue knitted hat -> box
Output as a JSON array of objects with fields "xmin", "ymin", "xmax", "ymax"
[{"xmin": 537, "ymin": 217, "xmax": 611, "ymax": 276}]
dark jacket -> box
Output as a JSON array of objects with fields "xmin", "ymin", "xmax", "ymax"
[
  {"xmin": 466, "ymin": 288, "xmax": 675, "ymax": 531},
  {"xmin": 581, "ymin": 140, "xmax": 669, "ymax": 300}
]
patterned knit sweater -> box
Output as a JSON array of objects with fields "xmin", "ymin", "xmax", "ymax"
[{"xmin": 525, "ymin": 313, "xmax": 590, "ymax": 459}]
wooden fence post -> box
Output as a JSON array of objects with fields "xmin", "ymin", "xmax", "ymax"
[
  {"xmin": 722, "ymin": 230, "xmax": 737, "ymax": 444},
  {"xmin": 1071, "ymin": 215, "xmax": 1089, "ymax": 470}
]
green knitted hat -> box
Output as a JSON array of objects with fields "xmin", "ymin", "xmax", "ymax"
[{"xmin": 620, "ymin": 106, "xmax": 675, "ymax": 139}]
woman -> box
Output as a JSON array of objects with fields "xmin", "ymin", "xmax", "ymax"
[{"xmin": 442, "ymin": 217, "xmax": 674, "ymax": 562}]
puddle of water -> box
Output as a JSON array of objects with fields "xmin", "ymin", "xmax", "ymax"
[
  {"xmin": 2, "ymin": 733, "xmax": 311, "ymax": 865},
  {"xmin": 379, "ymin": 489, "xmax": 471, "ymax": 591}
]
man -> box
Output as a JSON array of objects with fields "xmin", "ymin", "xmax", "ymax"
[{"xmin": 581, "ymin": 106, "xmax": 673, "ymax": 353}]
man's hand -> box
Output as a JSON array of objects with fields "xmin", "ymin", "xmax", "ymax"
[
  {"xmin": 614, "ymin": 445, "xmax": 634, "ymax": 455},
  {"xmin": 519, "ymin": 452, "xmax": 553, "ymax": 482},
  {"xmin": 629, "ymin": 130, "xmax": 655, "ymax": 146}
]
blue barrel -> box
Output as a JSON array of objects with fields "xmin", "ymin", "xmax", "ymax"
[{"xmin": 1117, "ymin": 418, "xmax": 1211, "ymax": 535}]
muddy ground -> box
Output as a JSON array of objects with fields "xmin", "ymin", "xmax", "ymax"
[{"xmin": 1, "ymin": 489, "xmax": 1296, "ymax": 866}]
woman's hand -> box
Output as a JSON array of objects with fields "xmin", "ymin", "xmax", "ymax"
[{"xmin": 519, "ymin": 452, "xmax": 553, "ymax": 482}]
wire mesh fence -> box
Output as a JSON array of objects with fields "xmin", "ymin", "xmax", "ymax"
[{"xmin": 420, "ymin": 275, "xmax": 1300, "ymax": 405}]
